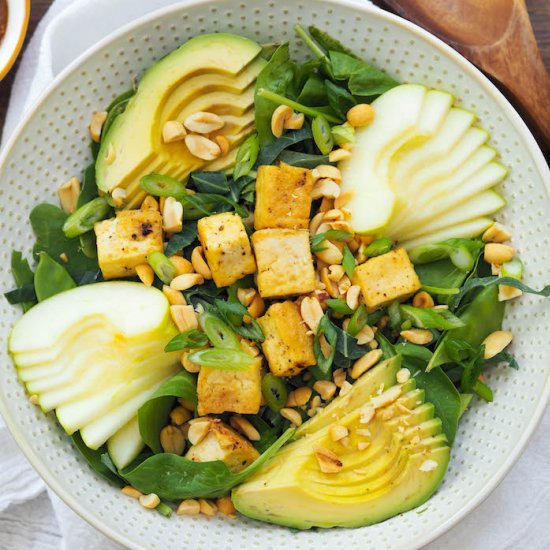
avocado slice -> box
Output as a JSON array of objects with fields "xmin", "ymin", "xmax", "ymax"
[
  {"xmin": 295, "ymin": 356, "xmax": 401, "ymax": 437},
  {"xmin": 96, "ymin": 33, "xmax": 266, "ymax": 208},
  {"xmin": 233, "ymin": 360, "xmax": 450, "ymax": 529}
]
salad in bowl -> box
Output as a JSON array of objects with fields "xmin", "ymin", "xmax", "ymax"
[{"xmin": 5, "ymin": 24, "xmax": 550, "ymax": 529}]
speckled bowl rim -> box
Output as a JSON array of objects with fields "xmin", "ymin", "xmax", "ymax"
[{"xmin": 0, "ymin": 1, "xmax": 549, "ymax": 548}]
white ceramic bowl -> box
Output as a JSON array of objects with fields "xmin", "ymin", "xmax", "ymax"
[
  {"xmin": 0, "ymin": 0, "xmax": 30, "ymax": 80},
  {"xmin": 1, "ymin": 1, "xmax": 549, "ymax": 548}
]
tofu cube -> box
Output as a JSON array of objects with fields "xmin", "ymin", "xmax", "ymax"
[
  {"xmin": 254, "ymin": 162, "xmax": 314, "ymax": 230},
  {"xmin": 197, "ymin": 212, "xmax": 256, "ymax": 288},
  {"xmin": 197, "ymin": 356, "xmax": 262, "ymax": 415},
  {"xmin": 352, "ymin": 247, "xmax": 421, "ymax": 310},
  {"xmin": 251, "ymin": 229, "xmax": 315, "ymax": 298},
  {"xmin": 185, "ymin": 419, "xmax": 259, "ymax": 473},
  {"xmin": 94, "ymin": 209, "xmax": 163, "ymax": 280},
  {"xmin": 258, "ymin": 301, "xmax": 315, "ymax": 377}
]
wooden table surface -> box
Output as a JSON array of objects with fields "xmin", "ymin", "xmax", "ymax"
[{"xmin": 0, "ymin": 0, "xmax": 549, "ymax": 135}]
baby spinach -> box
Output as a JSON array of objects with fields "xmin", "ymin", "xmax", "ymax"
[
  {"xmin": 4, "ymin": 285, "xmax": 36, "ymax": 307},
  {"xmin": 122, "ymin": 428, "xmax": 294, "ymax": 500},
  {"xmin": 245, "ymin": 415, "xmax": 280, "ymax": 453},
  {"xmin": 277, "ymin": 150, "xmax": 330, "ymax": 168},
  {"xmin": 180, "ymin": 193, "xmax": 247, "ymax": 220},
  {"xmin": 164, "ymin": 223, "xmax": 198, "ymax": 256},
  {"xmin": 10, "ymin": 251, "xmax": 35, "ymax": 311},
  {"xmin": 190, "ymin": 171, "xmax": 230, "ymax": 195},
  {"xmin": 71, "ymin": 432, "xmax": 125, "ymax": 487},
  {"xmin": 30, "ymin": 203, "xmax": 99, "ymax": 277},
  {"xmin": 254, "ymin": 44, "xmax": 297, "ymax": 145},
  {"xmin": 428, "ymin": 285, "xmax": 505, "ymax": 371},
  {"xmin": 102, "ymin": 89, "xmax": 135, "ymax": 140},
  {"xmin": 296, "ymin": 74, "xmax": 328, "ymax": 106},
  {"xmin": 256, "ymin": 127, "xmax": 312, "ymax": 166},
  {"xmin": 450, "ymin": 276, "xmax": 550, "ymax": 309},
  {"xmin": 165, "ymin": 329, "xmax": 209, "ymax": 352},
  {"xmin": 307, "ymin": 25, "xmax": 359, "ymax": 58},
  {"xmin": 138, "ymin": 371, "xmax": 197, "ymax": 454},
  {"xmin": 412, "ymin": 367, "xmax": 462, "ymax": 445},
  {"xmin": 34, "ymin": 252, "xmax": 76, "ymax": 301},
  {"xmin": 485, "ymin": 350, "xmax": 519, "ymax": 370},
  {"xmin": 77, "ymin": 164, "xmax": 99, "ymax": 208},
  {"xmin": 329, "ymin": 51, "xmax": 399, "ymax": 98},
  {"xmin": 325, "ymin": 80, "xmax": 356, "ymax": 119},
  {"xmin": 213, "ymin": 299, "xmax": 264, "ymax": 341}
]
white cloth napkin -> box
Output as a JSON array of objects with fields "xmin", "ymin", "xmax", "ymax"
[{"xmin": 1, "ymin": 1, "xmax": 549, "ymax": 549}]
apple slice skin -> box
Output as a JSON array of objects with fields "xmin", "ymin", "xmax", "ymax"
[
  {"xmin": 8, "ymin": 282, "xmax": 181, "ymax": 450},
  {"xmin": 107, "ymin": 417, "xmax": 144, "ymax": 471},
  {"xmin": 340, "ymin": 84, "xmax": 508, "ymax": 245}
]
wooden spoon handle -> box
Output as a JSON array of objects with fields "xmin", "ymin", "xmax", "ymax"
[{"xmin": 468, "ymin": 2, "xmax": 550, "ymax": 149}]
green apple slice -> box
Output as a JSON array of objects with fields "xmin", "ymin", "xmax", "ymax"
[
  {"xmin": 400, "ymin": 218, "xmax": 494, "ymax": 250},
  {"xmin": 338, "ymin": 84, "xmax": 428, "ymax": 234},
  {"xmin": 8, "ymin": 282, "xmax": 181, "ymax": 450},
  {"xmin": 107, "ymin": 417, "xmax": 144, "ymax": 470}
]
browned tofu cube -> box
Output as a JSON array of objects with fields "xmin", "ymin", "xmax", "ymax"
[
  {"xmin": 94, "ymin": 209, "xmax": 163, "ymax": 279},
  {"xmin": 258, "ymin": 301, "xmax": 315, "ymax": 377},
  {"xmin": 197, "ymin": 356, "xmax": 262, "ymax": 415},
  {"xmin": 251, "ymin": 228, "xmax": 315, "ymax": 298},
  {"xmin": 352, "ymin": 247, "xmax": 421, "ymax": 310},
  {"xmin": 185, "ymin": 419, "xmax": 259, "ymax": 473},
  {"xmin": 197, "ymin": 212, "xmax": 256, "ymax": 288},
  {"xmin": 254, "ymin": 163, "xmax": 314, "ymax": 230}
]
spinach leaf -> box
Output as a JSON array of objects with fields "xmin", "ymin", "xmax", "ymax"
[
  {"xmin": 277, "ymin": 150, "xmax": 330, "ymax": 168},
  {"xmin": 379, "ymin": 337, "xmax": 461, "ymax": 444},
  {"xmin": 333, "ymin": 321, "xmax": 367, "ymax": 360},
  {"xmin": 34, "ymin": 252, "xmax": 76, "ymax": 301},
  {"xmin": 428, "ymin": 285, "xmax": 505, "ymax": 371},
  {"xmin": 213, "ymin": 299, "xmax": 264, "ymax": 341},
  {"xmin": 138, "ymin": 371, "xmax": 197, "ymax": 455},
  {"xmin": 325, "ymin": 80, "xmax": 356, "ymax": 119},
  {"xmin": 184, "ymin": 281, "xmax": 226, "ymax": 307},
  {"xmin": 329, "ymin": 51, "xmax": 398, "ymax": 97},
  {"xmin": 123, "ymin": 428, "xmax": 294, "ymax": 499},
  {"xmin": 313, "ymin": 314, "xmax": 338, "ymax": 374},
  {"xmin": 254, "ymin": 44, "xmax": 297, "ymax": 145},
  {"xmin": 102, "ymin": 95, "xmax": 134, "ymax": 140},
  {"xmin": 256, "ymin": 127, "xmax": 312, "ymax": 166},
  {"xmin": 165, "ymin": 223, "xmax": 198, "ymax": 257},
  {"xmin": 399, "ymin": 305, "xmax": 465, "ymax": 330},
  {"xmin": 411, "ymin": 366, "xmax": 461, "ymax": 445},
  {"xmin": 308, "ymin": 26, "xmax": 359, "ymax": 58},
  {"xmin": 229, "ymin": 174, "xmax": 256, "ymax": 204},
  {"xmin": 71, "ymin": 432, "xmax": 125, "ymax": 486},
  {"xmin": 296, "ymin": 74, "xmax": 328, "ymax": 106},
  {"xmin": 10, "ymin": 251, "xmax": 35, "ymax": 311},
  {"xmin": 165, "ymin": 329, "xmax": 209, "ymax": 352},
  {"xmin": 180, "ymin": 193, "xmax": 248, "ymax": 220},
  {"xmin": 485, "ymin": 350, "xmax": 519, "ymax": 370},
  {"xmin": 190, "ymin": 171, "xmax": 230, "ymax": 194},
  {"xmin": 79, "ymin": 231, "xmax": 97, "ymax": 259},
  {"xmin": 450, "ymin": 276, "xmax": 550, "ymax": 309},
  {"xmin": 245, "ymin": 415, "xmax": 280, "ymax": 453},
  {"xmin": 4, "ymin": 285, "xmax": 36, "ymax": 306},
  {"xmin": 30, "ymin": 203, "xmax": 99, "ymax": 277},
  {"xmin": 77, "ymin": 164, "xmax": 99, "ymax": 208}
]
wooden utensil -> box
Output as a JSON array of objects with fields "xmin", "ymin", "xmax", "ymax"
[{"xmin": 378, "ymin": 0, "xmax": 550, "ymax": 149}]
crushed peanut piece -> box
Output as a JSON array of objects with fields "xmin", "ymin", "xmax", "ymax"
[{"xmin": 314, "ymin": 446, "xmax": 343, "ymax": 473}]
